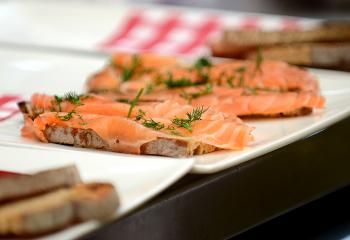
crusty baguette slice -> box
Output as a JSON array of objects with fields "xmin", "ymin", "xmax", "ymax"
[
  {"xmin": 0, "ymin": 165, "xmax": 81, "ymax": 203},
  {"xmin": 222, "ymin": 22, "xmax": 350, "ymax": 46},
  {"xmin": 246, "ymin": 43, "xmax": 350, "ymax": 70},
  {"xmin": 18, "ymin": 102, "xmax": 217, "ymax": 157},
  {"xmin": 0, "ymin": 183, "xmax": 119, "ymax": 236},
  {"xmin": 44, "ymin": 125, "xmax": 216, "ymax": 157}
]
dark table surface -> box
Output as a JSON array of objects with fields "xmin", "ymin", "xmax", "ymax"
[
  {"xmin": 82, "ymin": 1, "xmax": 350, "ymax": 239},
  {"xmin": 80, "ymin": 115, "xmax": 350, "ymax": 240}
]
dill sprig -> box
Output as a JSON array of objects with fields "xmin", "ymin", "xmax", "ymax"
[
  {"xmin": 56, "ymin": 110, "xmax": 76, "ymax": 121},
  {"xmin": 111, "ymin": 54, "xmax": 141, "ymax": 82},
  {"xmin": 64, "ymin": 91, "xmax": 82, "ymax": 105},
  {"xmin": 226, "ymin": 76, "xmax": 235, "ymax": 88},
  {"xmin": 235, "ymin": 66, "xmax": 247, "ymax": 73},
  {"xmin": 135, "ymin": 109, "xmax": 164, "ymax": 131},
  {"xmin": 165, "ymin": 72, "xmax": 195, "ymax": 88},
  {"xmin": 172, "ymin": 106, "xmax": 208, "ymax": 132},
  {"xmin": 180, "ymin": 83, "xmax": 213, "ymax": 103},
  {"xmin": 142, "ymin": 119, "xmax": 165, "ymax": 130},
  {"xmin": 135, "ymin": 109, "xmax": 146, "ymax": 121},
  {"xmin": 194, "ymin": 57, "xmax": 212, "ymax": 83},
  {"xmin": 116, "ymin": 98, "xmax": 130, "ymax": 104},
  {"xmin": 254, "ymin": 46, "xmax": 263, "ymax": 74},
  {"xmin": 194, "ymin": 57, "xmax": 212, "ymax": 69},
  {"xmin": 127, "ymin": 88, "xmax": 144, "ymax": 118},
  {"xmin": 145, "ymin": 83, "xmax": 154, "ymax": 94},
  {"xmin": 54, "ymin": 95, "xmax": 62, "ymax": 111}
]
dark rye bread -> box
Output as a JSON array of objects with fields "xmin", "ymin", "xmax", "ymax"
[
  {"xmin": 44, "ymin": 125, "xmax": 216, "ymax": 157},
  {"xmin": 0, "ymin": 165, "xmax": 81, "ymax": 203},
  {"xmin": 0, "ymin": 183, "xmax": 119, "ymax": 236},
  {"xmin": 246, "ymin": 42, "xmax": 350, "ymax": 70},
  {"xmin": 210, "ymin": 21, "xmax": 350, "ymax": 70},
  {"xmin": 221, "ymin": 22, "xmax": 350, "ymax": 47}
]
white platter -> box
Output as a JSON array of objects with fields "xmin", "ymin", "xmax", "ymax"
[
  {"xmin": 0, "ymin": 47, "xmax": 350, "ymax": 175},
  {"xmin": 0, "ymin": 145, "xmax": 193, "ymax": 240}
]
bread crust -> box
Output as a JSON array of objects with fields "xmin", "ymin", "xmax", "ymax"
[
  {"xmin": 0, "ymin": 183, "xmax": 119, "ymax": 236},
  {"xmin": 0, "ymin": 165, "xmax": 81, "ymax": 203}
]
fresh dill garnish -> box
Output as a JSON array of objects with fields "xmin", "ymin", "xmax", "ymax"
[
  {"xmin": 239, "ymin": 75, "xmax": 245, "ymax": 87},
  {"xmin": 135, "ymin": 109, "xmax": 146, "ymax": 121},
  {"xmin": 116, "ymin": 98, "xmax": 130, "ymax": 104},
  {"xmin": 142, "ymin": 118, "xmax": 165, "ymax": 130},
  {"xmin": 145, "ymin": 83, "xmax": 154, "ymax": 94},
  {"xmin": 235, "ymin": 66, "xmax": 246, "ymax": 73},
  {"xmin": 77, "ymin": 113, "xmax": 87, "ymax": 125},
  {"xmin": 127, "ymin": 88, "xmax": 144, "ymax": 118},
  {"xmin": 54, "ymin": 95, "xmax": 62, "ymax": 111},
  {"xmin": 111, "ymin": 54, "xmax": 141, "ymax": 82},
  {"xmin": 180, "ymin": 83, "xmax": 213, "ymax": 103},
  {"xmin": 194, "ymin": 57, "xmax": 212, "ymax": 69},
  {"xmin": 194, "ymin": 57, "xmax": 212, "ymax": 83},
  {"xmin": 172, "ymin": 106, "xmax": 208, "ymax": 132},
  {"xmin": 226, "ymin": 76, "xmax": 235, "ymax": 88},
  {"xmin": 64, "ymin": 91, "xmax": 82, "ymax": 105},
  {"xmin": 166, "ymin": 126, "xmax": 183, "ymax": 136},
  {"xmin": 135, "ymin": 109, "xmax": 164, "ymax": 130},
  {"xmin": 164, "ymin": 72, "xmax": 195, "ymax": 88},
  {"xmin": 56, "ymin": 110, "xmax": 76, "ymax": 121},
  {"xmin": 255, "ymin": 46, "xmax": 263, "ymax": 74}
]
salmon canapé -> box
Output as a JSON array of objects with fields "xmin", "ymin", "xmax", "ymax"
[
  {"xmin": 21, "ymin": 92, "xmax": 254, "ymax": 156},
  {"xmin": 19, "ymin": 53, "xmax": 325, "ymax": 157}
]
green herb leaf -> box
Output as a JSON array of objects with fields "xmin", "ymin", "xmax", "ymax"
[
  {"xmin": 142, "ymin": 118, "xmax": 164, "ymax": 130},
  {"xmin": 165, "ymin": 72, "xmax": 194, "ymax": 88},
  {"xmin": 115, "ymin": 98, "xmax": 130, "ymax": 104},
  {"xmin": 56, "ymin": 110, "xmax": 76, "ymax": 121},
  {"xmin": 145, "ymin": 83, "xmax": 154, "ymax": 94},
  {"xmin": 135, "ymin": 109, "xmax": 146, "ymax": 121},
  {"xmin": 172, "ymin": 106, "xmax": 208, "ymax": 132},
  {"xmin": 255, "ymin": 46, "xmax": 263, "ymax": 74},
  {"xmin": 194, "ymin": 57, "xmax": 212, "ymax": 69},
  {"xmin": 127, "ymin": 88, "xmax": 144, "ymax": 118},
  {"xmin": 54, "ymin": 95, "xmax": 62, "ymax": 112},
  {"xmin": 235, "ymin": 66, "xmax": 246, "ymax": 73},
  {"xmin": 111, "ymin": 54, "xmax": 141, "ymax": 82},
  {"xmin": 64, "ymin": 92, "xmax": 82, "ymax": 105},
  {"xmin": 226, "ymin": 76, "xmax": 235, "ymax": 88},
  {"xmin": 180, "ymin": 83, "xmax": 213, "ymax": 103}
]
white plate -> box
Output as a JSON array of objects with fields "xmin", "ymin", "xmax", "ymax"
[
  {"xmin": 1, "ymin": 47, "xmax": 350, "ymax": 175},
  {"xmin": 0, "ymin": 145, "xmax": 193, "ymax": 240}
]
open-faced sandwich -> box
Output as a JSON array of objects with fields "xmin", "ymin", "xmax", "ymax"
[{"xmin": 18, "ymin": 53, "xmax": 325, "ymax": 157}]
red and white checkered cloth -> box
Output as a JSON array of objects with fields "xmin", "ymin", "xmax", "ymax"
[
  {"xmin": 98, "ymin": 8, "xmax": 318, "ymax": 55},
  {"xmin": 0, "ymin": 95, "xmax": 22, "ymax": 122}
]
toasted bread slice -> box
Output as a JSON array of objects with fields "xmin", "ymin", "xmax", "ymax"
[
  {"xmin": 222, "ymin": 22, "xmax": 350, "ymax": 47},
  {"xmin": 0, "ymin": 165, "xmax": 81, "ymax": 203},
  {"xmin": 44, "ymin": 125, "xmax": 216, "ymax": 157},
  {"xmin": 0, "ymin": 183, "xmax": 119, "ymax": 236},
  {"xmin": 18, "ymin": 102, "xmax": 217, "ymax": 157},
  {"xmin": 246, "ymin": 42, "xmax": 350, "ymax": 70}
]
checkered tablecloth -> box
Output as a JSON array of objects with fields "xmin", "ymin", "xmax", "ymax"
[
  {"xmin": 98, "ymin": 8, "xmax": 316, "ymax": 55},
  {"xmin": 0, "ymin": 95, "xmax": 22, "ymax": 122}
]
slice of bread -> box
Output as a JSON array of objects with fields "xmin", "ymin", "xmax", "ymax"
[
  {"xmin": 210, "ymin": 21, "xmax": 350, "ymax": 70},
  {"xmin": 44, "ymin": 125, "xmax": 216, "ymax": 157},
  {"xmin": 0, "ymin": 165, "xmax": 81, "ymax": 203},
  {"xmin": 246, "ymin": 43, "xmax": 350, "ymax": 70},
  {"xmin": 0, "ymin": 183, "xmax": 119, "ymax": 236},
  {"xmin": 222, "ymin": 22, "xmax": 350, "ymax": 47}
]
